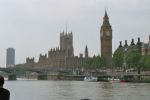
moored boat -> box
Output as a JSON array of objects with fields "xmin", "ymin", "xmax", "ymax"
[
  {"xmin": 84, "ymin": 76, "xmax": 98, "ymax": 82},
  {"xmin": 107, "ymin": 77, "xmax": 120, "ymax": 82}
]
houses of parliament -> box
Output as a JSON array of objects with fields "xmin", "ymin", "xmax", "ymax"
[{"xmin": 24, "ymin": 11, "xmax": 113, "ymax": 70}]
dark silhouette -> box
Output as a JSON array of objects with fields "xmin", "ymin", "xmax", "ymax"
[{"xmin": 0, "ymin": 75, "xmax": 10, "ymax": 100}]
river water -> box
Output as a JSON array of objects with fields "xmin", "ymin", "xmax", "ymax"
[{"xmin": 4, "ymin": 80, "xmax": 150, "ymax": 100}]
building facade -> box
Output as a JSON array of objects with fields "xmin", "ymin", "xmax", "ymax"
[
  {"xmin": 25, "ymin": 31, "xmax": 90, "ymax": 70},
  {"xmin": 115, "ymin": 36, "xmax": 150, "ymax": 57},
  {"xmin": 100, "ymin": 11, "xmax": 112, "ymax": 68},
  {"xmin": 23, "ymin": 11, "xmax": 112, "ymax": 70},
  {"xmin": 6, "ymin": 48, "xmax": 15, "ymax": 67}
]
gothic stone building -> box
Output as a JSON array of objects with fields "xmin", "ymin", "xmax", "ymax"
[
  {"xmin": 115, "ymin": 36, "xmax": 150, "ymax": 59},
  {"xmin": 25, "ymin": 32, "xmax": 90, "ymax": 70},
  {"xmin": 25, "ymin": 11, "xmax": 113, "ymax": 70},
  {"xmin": 100, "ymin": 11, "xmax": 112, "ymax": 68}
]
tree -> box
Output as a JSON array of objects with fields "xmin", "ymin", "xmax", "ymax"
[
  {"xmin": 140, "ymin": 55, "xmax": 150, "ymax": 70},
  {"xmin": 126, "ymin": 48, "xmax": 141, "ymax": 73},
  {"xmin": 92, "ymin": 56, "xmax": 106, "ymax": 69},
  {"xmin": 93, "ymin": 56, "xmax": 106, "ymax": 68},
  {"xmin": 84, "ymin": 58, "xmax": 93, "ymax": 69},
  {"xmin": 85, "ymin": 56, "xmax": 106, "ymax": 69},
  {"xmin": 140, "ymin": 55, "xmax": 146, "ymax": 70},
  {"xmin": 113, "ymin": 50, "xmax": 124, "ymax": 68},
  {"xmin": 144, "ymin": 56, "xmax": 150, "ymax": 70}
]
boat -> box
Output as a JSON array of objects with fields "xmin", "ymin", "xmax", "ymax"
[
  {"xmin": 84, "ymin": 76, "xmax": 98, "ymax": 82},
  {"xmin": 107, "ymin": 77, "xmax": 120, "ymax": 82}
]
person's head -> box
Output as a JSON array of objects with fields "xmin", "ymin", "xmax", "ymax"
[{"xmin": 0, "ymin": 75, "xmax": 4, "ymax": 87}]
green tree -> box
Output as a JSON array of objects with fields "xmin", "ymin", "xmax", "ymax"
[
  {"xmin": 84, "ymin": 58, "xmax": 93, "ymax": 69},
  {"xmin": 140, "ymin": 55, "xmax": 150, "ymax": 70},
  {"xmin": 113, "ymin": 50, "xmax": 124, "ymax": 68},
  {"xmin": 145, "ymin": 56, "xmax": 150, "ymax": 70},
  {"xmin": 140, "ymin": 55, "xmax": 146, "ymax": 70},
  {"xmin": 85, "ymin": 56, "xmax": 106, "ymax": 69},
  {"xmin": 126, "ymin": 48, "xmax": 141, "ymax": 73},
  {"xmin": 92, "ymin": 56, "xmax": 106, "ymax": 69}
]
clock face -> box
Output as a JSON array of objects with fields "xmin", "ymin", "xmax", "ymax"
[{"xmin": 106, "ymin": 31, "xmax": 110, "ymax": 36}]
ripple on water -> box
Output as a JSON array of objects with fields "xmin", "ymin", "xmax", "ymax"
[{"xmin": 4, "ymin": 81, "xmax": 150, "ymax": 100}]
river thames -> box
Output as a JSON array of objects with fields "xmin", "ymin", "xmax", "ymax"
[{"xmin": 4, "ymin": 80, "xmax": 150, "ymax": 100}]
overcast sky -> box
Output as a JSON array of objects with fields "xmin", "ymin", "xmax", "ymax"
[{"xmin": 0, "ymin": 0, "xmax": 150, "ymax": 67}]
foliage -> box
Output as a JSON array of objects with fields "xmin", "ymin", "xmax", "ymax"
[
  {"xmin": 139, "ymin": 56, "xmax": 146, "ymax": 69},
  {"xmin": 145, "ymin": 57, "xmax": 150, "ymax": 69},
  {"xmin": 85, "ymin": 56, "xmax": 106, "ymax": 69},
  {"xmin": 140, "ymin": 55, "xmax": 150, "ymax": 70},
  {"xmin": 93, "ymin": 56, "xmax": 106, "ymax": 69},
  {"xmin": 113, "ymin": 49, "xmax": 124, "ymax": 68},
  {"xmin": 113, "ymin": 45, "xmax": 150, "ymax": 72},
  {"xmin": 84, "ymin": 58, "xmax": 93, "ymax": 68},
  {"xmin": 126, "ymin": 48, "xmax": 141, "ymax": 68}
]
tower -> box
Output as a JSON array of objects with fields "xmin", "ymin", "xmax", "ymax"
[
  {"xmin": 6, "ymin": 48, "xmax": 15, "ymax": 67},
  {"xmin": 100, "ymin": 10, "xmax": 112, "ymax": 68},
  {"xmin": 85, "ymin": 45, "xmax": 88, "ymax": 58},
  {"xmin": 60, "ymin": 31, "xmax": 74, "ymax": 57}
]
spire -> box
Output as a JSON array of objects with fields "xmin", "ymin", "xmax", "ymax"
[
  {"xmin": 85, "ymin": 45, "xmax": 88, "ymax": 58},
  {"xmin": 102, "ymin": 10, "xmax": 110, "ymax": 27},
  {"xmin": 85, "ymin": 45, "xmax": 87, "ymax": 49},
  {"xmin": 104, "ymin": 9, "xmax": 108, "ymax": 19}
]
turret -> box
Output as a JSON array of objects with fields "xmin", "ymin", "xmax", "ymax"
[
  {"xmin": 137, "ymin": 37, "xmax": 141, "ymax": 46},
  {"xmin": 60, "ymin": 30, "xmax": 74, "ymax": 57},
  {"xmin": 131, "ymin": 39, "xmax": 135, "ymax": 46},
  {"xmin": 119, "ymin": 41, "xmax": 123, "ymax": 48},
  {"xmin": 124, "ymin": 40, "xmax": 128, "ymax": 47},
  {"xmin": 39, "ymin": 54, "xmax": 47, "ymax": 62},
  {"xmin": 26, "ymin": 57, "xmax": 35, "ymax": 66}
]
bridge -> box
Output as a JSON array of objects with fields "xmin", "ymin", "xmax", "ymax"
[
  {"xmin": 1, "ymin": 67, "xmax": 150, "ymax": 81},
  {"xmin": 0, "ymin": 67, "xmax": 51, "ymax": 80},
  {"xmin": 0, "ymin": 67, "xmax": 71, "ymax": 80}
]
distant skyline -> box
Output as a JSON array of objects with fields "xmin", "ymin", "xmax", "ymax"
[
  {"xmin": 6, "ymin": 48, "xmax": 15, "ymax": 67},
  {"xmin": 0, "ymin": 0, "xmax": 150, "ymax": 67}
]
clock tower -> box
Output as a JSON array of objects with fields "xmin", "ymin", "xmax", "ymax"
[{"xmin": 100, "ymin": 10, "xmax": 112, "ymax": 68}]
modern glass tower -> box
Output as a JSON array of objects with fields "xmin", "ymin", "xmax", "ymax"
[{"xmin": 6, "ymin": 48, "xmax": 15, "ymax": 67}]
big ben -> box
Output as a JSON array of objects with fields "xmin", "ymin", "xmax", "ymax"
[{"xmin": 100, "ymin": 10, "xmax": 112, "ymax": 68}]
